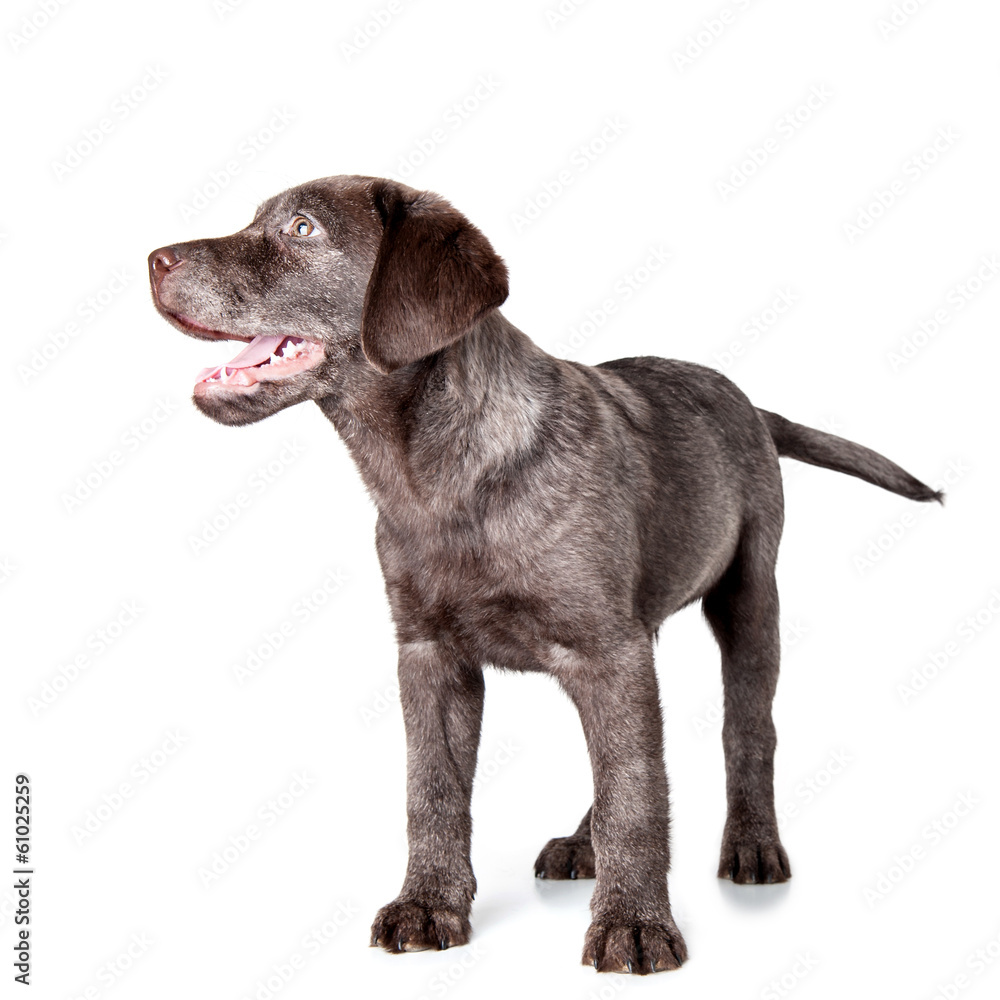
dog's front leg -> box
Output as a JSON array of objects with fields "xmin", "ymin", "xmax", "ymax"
[
  {"xmin": 555, "ymin": 634, "xmax": 687, "ymax": 974},
  {"xmin": 370, "ymin": 640, "xmax": 484, "ymax": 953}
]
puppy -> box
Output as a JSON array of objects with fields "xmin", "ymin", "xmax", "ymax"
[{"xmin": 149, "ymin": 176, "xmax": 940, "ymax": 974}]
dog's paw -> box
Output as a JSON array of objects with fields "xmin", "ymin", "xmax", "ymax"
[
  {"xmin": 582, "ymin": 917, "xmax": 687, "ymax": 974},
  {"xmin": 718, "ymin": 839, "xmax": 791, "ymax": 884},
  {"xmin": 534, "ymin": 835, "xmax": 596, "ymax": 880},
  {"xmin": 370, "ymin": 899, "xmax": 471, "ymax": 953}
]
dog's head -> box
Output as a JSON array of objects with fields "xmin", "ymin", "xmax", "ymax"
[{"xmin": 148, "ymin": 176, "xmax": 509, "ymax": 425}]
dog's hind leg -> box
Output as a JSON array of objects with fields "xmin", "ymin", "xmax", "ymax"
[
  {"xmin": 534, "ymin": 806, "xmax": 595, "ymax": 880},
  {"xmin": 702, "ymin": 521, "xmax": 790, "ymax": 884}
]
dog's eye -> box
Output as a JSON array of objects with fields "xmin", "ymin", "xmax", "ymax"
[{"xmin": 288, "ymin": 215, "xmax": 315, "ymax": 238}]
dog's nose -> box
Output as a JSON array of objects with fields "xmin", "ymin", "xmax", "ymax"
[{"xmin": 148, "ymin": 246, "xmax": 184, "ymax": 291}]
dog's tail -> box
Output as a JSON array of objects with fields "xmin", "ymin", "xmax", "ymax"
[{"xmin": 758, "ymin": 409, "xmax": 943, "ymax": 504}]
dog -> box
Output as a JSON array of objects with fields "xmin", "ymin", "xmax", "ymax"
[{"xmin": 148, "ymin": 175, "xmax": 941, "ymax": 974}]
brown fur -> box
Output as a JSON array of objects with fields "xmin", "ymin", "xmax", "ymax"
[{"xmin": 148, "ymin": 175, "xmax": 941, "ymax": 974}]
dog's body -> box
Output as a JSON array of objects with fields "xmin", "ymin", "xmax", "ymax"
[{"xmin": 149, "ymin": 175, "xmax": 940, "ymax": 974}]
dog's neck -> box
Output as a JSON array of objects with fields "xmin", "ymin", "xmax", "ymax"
[{"xmin": 316, "ymin": 311, "xmax": 549, "ymax": 514}]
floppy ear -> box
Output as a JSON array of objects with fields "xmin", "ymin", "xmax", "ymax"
[{"xmin": 360, "ymin": 181, "xmax": 509, "ymax": 373}]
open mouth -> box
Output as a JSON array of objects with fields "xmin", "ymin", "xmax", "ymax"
[{"xmin": 195, "ymin": 334, "xmax": 325, "ymax": 391}]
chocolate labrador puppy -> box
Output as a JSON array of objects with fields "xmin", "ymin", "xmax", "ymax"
[{"xmin": 148, "ymin": 176, "xmax": 941, "ymax": 974}]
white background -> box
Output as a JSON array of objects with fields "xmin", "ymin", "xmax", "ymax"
[{"xmin": 2, "ymin": 0, "xmax": 998, "ymax": 997}]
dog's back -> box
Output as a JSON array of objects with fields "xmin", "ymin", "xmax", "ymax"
[{"xmin": 587, "ymin": 356, "xmax": 780, "ymax": 624}]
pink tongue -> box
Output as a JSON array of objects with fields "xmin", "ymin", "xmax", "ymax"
[
  {"xmin": 226, "ymin": 334, "xmax": 285, "ymax": 368},
  {"xmin": 197, "ymin": 334, "xmax": 285, "ymax": 382}
]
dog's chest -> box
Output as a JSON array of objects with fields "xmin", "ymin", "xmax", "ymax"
[
  {"xmin": 387, "ymin": 507, "xmax": 542, "ymax": 602},
  {"xmin": 376, "ymin": 499, "xmax": 627, "ymax": 669}
]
